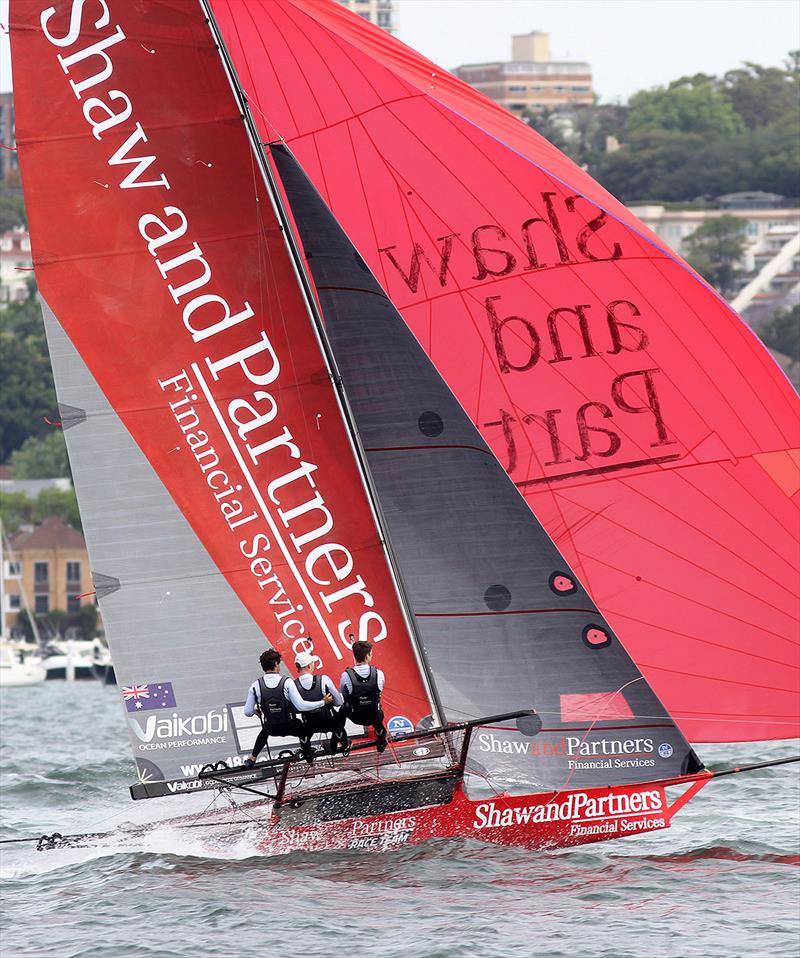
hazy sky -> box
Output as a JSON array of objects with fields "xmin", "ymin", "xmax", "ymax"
[{"xmin": 1, "ymin": 0, "xmax": 798, "ymax": 101}]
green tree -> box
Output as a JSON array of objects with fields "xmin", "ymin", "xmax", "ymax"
[
  {"xmin": 0, "ymin": 490, "xmax": 35, "ymax": 533},
  {"xmin": 32, "ymin": 486, "xmax": 81, "ymax": 530},
  {"xmin": 15, "ymin": 608, "xmax": 36, "ymax": 643},
  {"xmin": 526, "ymin": 103, "xmax": 628, "ymax": 170},
  {"xmin": 74, "ymin": 603, "xmax": 99, "ymax": 640},
  {"xmin": 627, "ymin": 81, "xmax": 744, "ymax": 138},
  {"xmin": 759, "ymin": 304, "xmax": 800, "ymax": 362},
  {"xmin": 46, "ymin": 608, "xmax": 70, "ymax": 640},
  {"xmin": 722, "ymin": 60, "xmax": 800, "ymax": 130},
  {"xmin": 0, "ymin": 192, "xmax": 27, "ymax": 232},
  {"xmin": 8, "ymin": 431, "xmax": 70, "ymax": 479},
  {"xmin": 684, "ymin": 216, "xmax": 747, "ymax": 296},
  {"xmin": 0, "ymin": 296, "xmax": 57, "ymax": 463}
]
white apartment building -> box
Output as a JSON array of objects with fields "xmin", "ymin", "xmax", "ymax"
[
  {"xmin": 336, "ymin": 0, "xmax": 394, "ymax": 32},
  {"xmin": 0, "ymin": 227, "xmax": 32, "ymax": 304}
]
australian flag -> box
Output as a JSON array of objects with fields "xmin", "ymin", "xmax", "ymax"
[{"xmin": 122, "ymin": 682, "xmax": 177, "ymax": 713}]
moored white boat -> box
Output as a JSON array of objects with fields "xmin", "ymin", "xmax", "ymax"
[
  {"xmin": 41, "ymin": 640, "xmax": 97, "ymax": 681},
  {"xmin": 0, "ymin": 644, "xmax": 46, "ymax": 687}
]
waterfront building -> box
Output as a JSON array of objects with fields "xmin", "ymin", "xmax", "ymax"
[
  {"xmin": 0, "ymin": 227, "xmax": 32, "ymax": 304},
  {"xmin": 3, "ymin": 516, "xmax": 93, "ymax": 632},
  {"xmin": 453, "ymin": 31, "xmax": 594, "ymax": 118}
]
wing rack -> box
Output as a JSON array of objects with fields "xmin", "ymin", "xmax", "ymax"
[{"xmin": 130, "ymin": 710, "xmax": 534, "ymax": 807}]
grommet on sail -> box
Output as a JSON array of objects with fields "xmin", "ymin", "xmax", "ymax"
[{"xmin": 8, "ymin": 0, "xmax": 798, "ymax": 855}]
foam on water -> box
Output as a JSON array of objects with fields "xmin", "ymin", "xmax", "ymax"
[{"xmin": 1, "ymin": 682, "xmax": 798, "ymax": 958}]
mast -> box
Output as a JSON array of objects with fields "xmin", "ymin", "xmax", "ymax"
[
  {"xmin": 198, "ymin": 0, "xmax": 444, "ymax": 727},
  {"xmin": 0, "ymin": 520, "xmax": 6, "ymax": 641}
]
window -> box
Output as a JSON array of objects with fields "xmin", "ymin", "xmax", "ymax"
[
  {"xmin": 34, "ymin": 562, "xmax": 49, "ymax": 582},
  {"xmin": 67, "ymin": 594, "xmax": 81, "ymax": 613},
  {"xmin": 5, "ymin": 560, "xmax": 21, "ymax": 579},
  {"xmin": 507, "ymin": 85, "xmax": 527, "ymax": 93},
  {"xmin": 35, "ymin": 594, "xmax": 49, "ymax": 614},
  {"xmin": 7, "ymin": 594, "xmax": 21, "ymax": 611},
  {"xmin": 66, "ymin": 561, "xmax": 81, "ymax": 583}
]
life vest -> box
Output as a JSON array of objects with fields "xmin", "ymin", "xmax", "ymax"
[
  {"xmin": 344, "ymin": 666, "xmax": 381, "ymax": 723},
  {"xmin": 256, "ymin": 676, "xmax": 296, "ymax": 733},
  {"xmin": 295, "ymin": 674, "xmax": 322, "ymax": 705},
  {"xmin": 296, "ymin": 675, "xmax": 329, "ymax": 717}
]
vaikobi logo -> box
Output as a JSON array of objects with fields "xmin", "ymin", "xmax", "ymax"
[{"xmin": 128, "ymin": 709, "xmax": 229, "ymax": 751}]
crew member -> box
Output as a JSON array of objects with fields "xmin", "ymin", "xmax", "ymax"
[
  {"xmin": 340, "ymin": 640, "xmax": 387, "ymax": 752},
  {"xmin": 294, "ymin": 650, "xmax": 350, "ymax": 755},
  {"xmin": 242, "ymin": 648, "xmax": 332, "ymax": 767}
]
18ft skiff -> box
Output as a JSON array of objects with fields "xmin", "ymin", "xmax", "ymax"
[{"xmin": 8, "ymin": 0, "xmax": 799, "ymax": 854}]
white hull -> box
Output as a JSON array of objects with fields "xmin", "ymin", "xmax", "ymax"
[
  {"xmin": 0, "ymin": 650, "xmax": 46, "ymax": 687},
  {"xmin": 41, "ymin": 640, "xmax": 99, "ymax": 681}
]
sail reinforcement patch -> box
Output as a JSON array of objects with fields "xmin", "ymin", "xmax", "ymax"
[
  {"xmin": 484, "ymin": 584, "xmax": 512, "ymax": 611},
  {"xmin": 418, "ymin": 411, "xmax": 444, "ymax": 437}
]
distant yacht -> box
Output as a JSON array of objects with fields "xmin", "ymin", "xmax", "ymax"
[
  {"xmin": 0, "ymin": 643, "xmax": 45, "ymax": 687},
  {"xmin": 41, "ymin": 639, "xmax": 96, "ymax": 681}
]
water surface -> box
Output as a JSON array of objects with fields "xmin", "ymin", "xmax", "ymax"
[{"xmin": 1, "ymin": 683, "xmax": 798, "ymax": 958}]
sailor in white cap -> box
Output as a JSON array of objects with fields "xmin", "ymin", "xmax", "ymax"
[{"xmin": 294, "ymin": 649, "xmax": 350, "ymax": 754}]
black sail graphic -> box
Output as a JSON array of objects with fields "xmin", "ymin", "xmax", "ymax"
[{"xmin": 272, "ymin": 144, "xmax": 701, "ymax": 791}]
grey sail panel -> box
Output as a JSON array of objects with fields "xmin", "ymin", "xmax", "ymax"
[
  {"xmin": 41, "ymin": 298, "xmax": 271, "ymax": 787},
  {"xmin": 272, "ymin": 145, "xmax": 700, "ymax": 790}
]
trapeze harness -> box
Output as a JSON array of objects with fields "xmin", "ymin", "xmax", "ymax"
[
  {"xmin": 344, "ymin": 666, "xmax": 383, "ymax": 726},
  {"xmin": 256, "ymin": 676, "xmax": 298, "ymax": 736},
  {"xmin": 296, "ymin": 675, "xmax": 335, "ymax": 732}
]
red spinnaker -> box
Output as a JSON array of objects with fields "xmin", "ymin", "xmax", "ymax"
[
  {"xmin": 210, "ymin": 0, "xmax": 800, "ymax": 741},
  {"xmin": 11, "ymin": 0, "xmax": 432, "ymax": 724}
]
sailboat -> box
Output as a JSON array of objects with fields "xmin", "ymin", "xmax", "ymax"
[{"xmin": 8, "ymin": 0, "xmax": 798, "ymax": 855}]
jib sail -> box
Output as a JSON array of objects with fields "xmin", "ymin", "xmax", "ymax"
[
  {"xmin": 211, "ymin": 0, "xmax": 800, "ymax": 743},
  {"xmin": 10, "ymin": 0, "xmax": 435, "ymax": 784},
  {"xmin": 271, "ymin": 144, "xmax": 702, "ymax": 790}
]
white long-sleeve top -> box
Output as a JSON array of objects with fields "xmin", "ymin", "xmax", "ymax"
[
  {"xmin": 295, "ymin": 672, "xmax": 343, "ymax": 707},
  {"xmin": 243, "ymin": 672, "xmax": 325, "ymax": 717},
  {"xmin": 340, "ymin": 663, "xmax": 385, "ymax": 698}
]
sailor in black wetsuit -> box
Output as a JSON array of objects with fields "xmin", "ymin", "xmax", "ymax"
[
  {"xmin": 294, "ymin": 650, "xmax": 350, "ymax": 755},
  {"xmin": 242, "ymin": 649, "xmax": 331, "ymax": 767},
  {"xmin": 340, "ymin": 640, "xmax": 387, "ymax": 753}
]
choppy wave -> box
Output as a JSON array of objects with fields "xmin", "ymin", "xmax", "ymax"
[{"xmin": 1, "ymin": 683, "xmax": 799, "ymax": 958}]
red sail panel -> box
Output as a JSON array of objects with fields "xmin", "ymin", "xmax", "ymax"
[
  {"xmin": 210, "ymin": 0, "xmax": 800, "ymax": 742},
  {"xmin": 10, "ymin": 0, "xmax": 431, "ymax": 724}
]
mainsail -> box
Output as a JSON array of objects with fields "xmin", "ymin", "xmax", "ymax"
[
  {"xmin": 210, "ymin": 0, "xmax": 800, "ymax": 742},
  {"xmin": 271, "ymin": 143, "xmax": 700, "ymax": 789},
  {"xmin": 10, "ymin": 0, "xmax": 436, "ymax": 783}
]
